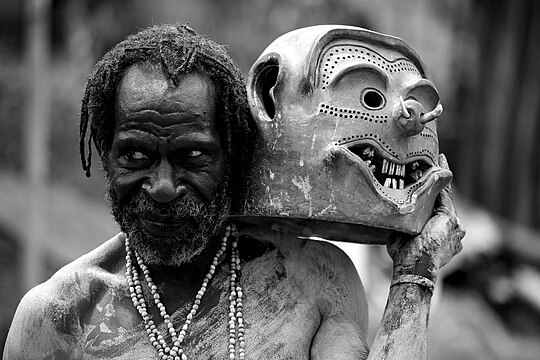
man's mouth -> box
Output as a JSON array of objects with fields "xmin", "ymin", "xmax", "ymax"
[
  {"xmin": 347, "ymin": 143, "xmax": 432, "ymax": 189},
  {"xmin": 138, "ymin": 215, "xmax": 190, "ymax": 236}
]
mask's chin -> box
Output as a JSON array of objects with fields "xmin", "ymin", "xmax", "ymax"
[{"xmin": 327, "ymin": 142, "xmax": 451, "ymax": 213}]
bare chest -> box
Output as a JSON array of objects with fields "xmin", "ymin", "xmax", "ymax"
[{"xmin": 78, "ymin": 257, "xmax": 322, "ymax": 359}]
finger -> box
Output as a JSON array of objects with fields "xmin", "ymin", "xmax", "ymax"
[
  {"xmin": 456, "ymin": 224, "xmax": 465, "ymax": 254},
  {"xmin": 454, "ymin": 235, "xmax": 464, "ymax": 255},
  {"xmin": 386, "ymin": 231, "xmax": 411, "ymax": 259},
  {"xmin": 444, "ymin": 213, "xmax": 466, "ymax": 258},
  {"xmin": 456, "ymin": 217, "xmax": 466, "ymax": 240},
  {"xmin": 434, "ymin": 187, "xmax": 457, "ymax": 217}
]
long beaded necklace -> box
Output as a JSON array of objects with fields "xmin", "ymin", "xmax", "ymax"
[{"xmin": 125, "ymin": 224, "xmax": 245, "ymax": 360}]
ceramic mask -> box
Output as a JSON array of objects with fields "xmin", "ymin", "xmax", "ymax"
[{"xmin": 233, "ymin": 25, "xmax": 452, "ymax": 243}]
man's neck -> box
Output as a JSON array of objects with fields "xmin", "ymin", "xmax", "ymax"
[
  {"xmin": 147, "ymin": 234, "xmax": 222, "ymax": 279},
  {"xmin": 136, "ymin": 233, "xmax": 225, "ymax": 311}
]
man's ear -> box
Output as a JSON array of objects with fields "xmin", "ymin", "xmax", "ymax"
[{"xmin": 247, "ymin": 55, "xmax": 281, "ymax": 122}]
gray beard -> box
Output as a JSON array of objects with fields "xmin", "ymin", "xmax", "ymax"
[{"xmin": 106, "ymin": 180, "xmax": 231, "ymax": 267}]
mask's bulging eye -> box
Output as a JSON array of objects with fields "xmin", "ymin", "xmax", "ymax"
[{"xmin": 361, "ymin": 88, "xmax": 385, "ymax": 110}]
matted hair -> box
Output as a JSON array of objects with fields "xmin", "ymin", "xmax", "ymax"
[{"xmin": 79, "ymin": 24, "xmax": 258, "ymax": 210}]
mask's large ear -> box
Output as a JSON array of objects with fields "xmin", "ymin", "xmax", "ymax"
[{"xmin": 247, "ymin": 54, "xmax": 282, "ymax": 123}]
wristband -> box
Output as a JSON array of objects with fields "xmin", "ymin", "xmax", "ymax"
[{"xmin": 391, "ymin": 274, "xmax": 435, "ymax": 293}]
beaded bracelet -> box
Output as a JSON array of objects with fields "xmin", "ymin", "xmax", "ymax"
[{"xmin": 391, "ymin": 274, "xmax": 435, "ymax": 293}]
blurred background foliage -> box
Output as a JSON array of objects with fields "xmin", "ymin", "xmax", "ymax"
[{"xmin": 1, "ymin": 0, "xmax": 540, "ymax": 358}]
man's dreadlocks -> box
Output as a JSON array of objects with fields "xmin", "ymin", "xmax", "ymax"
[{"xmin": 79, "ymin": 24, "xmax": 258, "ymax": 211}]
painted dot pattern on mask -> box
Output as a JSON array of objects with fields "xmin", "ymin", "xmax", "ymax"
[
  {"xmin": 420, "ymin": 132, "xmax": 437, "ymax": 141},
  {"xmin": 377, "ymin": 179, "xmax": 424, "ymax": 204},
  {"xmin": 334, "ymin": 133, "xmax": 399, "ymax": 158},
  {"xmin": 319, "ymin": 103, "xmax": 389, "ymax": 123},
  {"xmin": 319, "ymin": 45, "xmax": 421, "ymax": 90},
  {"xmin": 333, "ymin": 132, "xmax": 438, "ymax": 170},
  {"xmin": 406, "ymin": 149, "xmax": 436, "ymax": 162}
]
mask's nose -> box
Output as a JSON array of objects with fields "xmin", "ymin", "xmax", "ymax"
[{"xmin": 394, "ymin": 96, "xmax": 443, "ymax": 137}]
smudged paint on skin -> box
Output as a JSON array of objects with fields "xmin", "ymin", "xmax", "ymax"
[
  {"xmin": 99, "ymin": 323, "xmax": 112, "ymax": 334},
  {"xmin": 104, "ymin": 302, "xmax": 116, "ymax": 320},
  {"xmin": 84, "ymin": 288, "xmax": 131, "ymax": 350}
]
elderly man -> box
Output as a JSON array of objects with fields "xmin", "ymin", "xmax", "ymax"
[{"xmin": 4, "ymin": 24, "xmax": 463, "ymax": 360}]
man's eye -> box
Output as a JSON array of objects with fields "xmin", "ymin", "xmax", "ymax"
[
  {"xmin": 125, "ymin": 150, "xmax": 149, "ymax": 161},
  {"xmin": 188, "ymin": 150, "xmax": 203, "ymax": 158}
]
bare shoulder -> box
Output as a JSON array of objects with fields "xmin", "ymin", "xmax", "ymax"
[
  {"xmin": 299, "ymin": 240, "xmax": 370, "ymax": 359},
  {"xmin": 42, "ymin": 232, "xmax": 126, "ymax": 307},
  {"xmin": 282, "ymin": 238, "xmax": 371, "ymax": 358},
  {"xmin": 252, "ymin": 235, "xmax": 368, "ymax": 322},
  {"xmin": 288, "ymin": 239, "xmax": 365, "ymax": 290},
  {"xmin": 240, "ymin": 233, "xmax": 366, "ymax": 306},
  {"xmin": 303, "ymin": 239, "xmax": 360, "ymax": 272},
  {"xmin": 297, "ymin": 240, "xmax": 367, "ymax": 307},
  {"xmin": 3, "ymin": 234, "xmax": 125, "ymax": 360}
]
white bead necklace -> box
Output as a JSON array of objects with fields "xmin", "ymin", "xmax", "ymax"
[{"xmin": 125, "ymin": 224, "xmax": 245, "ymax": 360}]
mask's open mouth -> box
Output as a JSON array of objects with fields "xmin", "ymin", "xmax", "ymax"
[{"xmin": 347, "ymin": 143, "xmax": 432, "ymax": 189}]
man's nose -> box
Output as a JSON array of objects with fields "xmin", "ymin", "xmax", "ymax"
[
  {"xmin": 393, "ymin": 96, "xmax": 443, "ymax": 137},
  {"xmin": 142, "ymin": 162, "xmax": 187, "ymax": 203}
]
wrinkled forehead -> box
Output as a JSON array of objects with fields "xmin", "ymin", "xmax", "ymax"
[{"xmin": 315, "ymin": 40, "xmax": 422, "ymax": 90}]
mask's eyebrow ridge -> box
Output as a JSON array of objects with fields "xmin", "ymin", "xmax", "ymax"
[
  {"xmin": 402, "ymin": 78, "xmax": 438, "ymax": 96},
  {"xmin": 402, "ymin": 78, "xmax": 440, "ymax": 106},
  {"xmin": 328, "ymin": 64, "xmax": 389, "ymax": 88}
]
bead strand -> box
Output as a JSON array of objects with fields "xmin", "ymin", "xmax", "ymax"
[
  {"xmin": 124, "ymin": 224, "xmax": 244, "ymax": 360},
  {"xmin": 126, "ymin": 238, "xmax": 166, "ymax": 356},
  {"xmin": 226, "ymin": 225, "xmax": 245, "ymax": 359}
]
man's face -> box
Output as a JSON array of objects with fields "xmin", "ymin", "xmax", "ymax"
[{"xmin": 106, "ymin": 62, "xmax": 229, "ymax": 266}]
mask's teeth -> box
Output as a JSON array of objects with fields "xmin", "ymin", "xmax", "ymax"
[
  {"xmin": 401, "ymin": 164, "xmax": 406, "ymax": 177},
  {"xmin": 392, "ymin": 179, "xmax": 397, "ymax": 189},
  {"xmin": 395, "ymin": 164, "xmax": 401, "ymax": 177},
  {"xmin": 399, "ymin": 179, "xmax": 404, "ymax": 189},
  {"xmin": 389, "ymin": 163, "xmax": 395, "ymax": 175},
  {"xmin": 362, "ymin": 146, "xmax": 374, "ymax": 159},
  {"xmin": 365, "ymin": 160, "xmax": 376, "ymax": 173},
  {"xmin": 382, "ymin": 159, "xmax": 389, "ymax": 174},
  {"xmin": 384, "ymin": 177, "xmax": 392, "ymax": 187}
]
